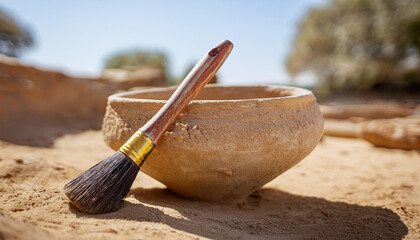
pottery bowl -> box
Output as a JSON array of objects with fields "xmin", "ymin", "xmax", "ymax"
[{"xmin": 102, "ymin": 85, "xmax": 324, "ymax": 202}]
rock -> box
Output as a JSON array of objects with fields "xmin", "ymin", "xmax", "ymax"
[
  {"xmin": 320, "ymin": 104, "xmax": 415, "ymax": 120},
  {"xmin": 361, "ymin": 117, "xmax": 420, "ymax": 150}
]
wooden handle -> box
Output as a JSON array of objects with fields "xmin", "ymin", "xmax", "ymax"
[{"xmin": 140, "ymin": 40, "xmax": 233, "ymax": 142}]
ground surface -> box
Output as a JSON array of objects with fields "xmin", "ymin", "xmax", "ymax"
[{"xmin": 0, "ymin": 130, "xmax": 419, "ymax": 239}]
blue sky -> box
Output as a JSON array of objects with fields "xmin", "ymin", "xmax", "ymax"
[{"xmin": 1, "ymin": 0, "xmax": 326, "ymax": 85}]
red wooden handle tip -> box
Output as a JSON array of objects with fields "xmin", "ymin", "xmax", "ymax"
[{"xmin": 209, "ymin": 40, "xmax": 233, "ymax": 57}]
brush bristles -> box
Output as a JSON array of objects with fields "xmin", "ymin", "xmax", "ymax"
[{"xmin": 63, "ymin": 151, "xmax": 139, "ymax": 214}]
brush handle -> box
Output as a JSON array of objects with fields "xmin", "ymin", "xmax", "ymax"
[{"xmin": 140, "ymin": 40, "xmax": 233, "ymax": 143}]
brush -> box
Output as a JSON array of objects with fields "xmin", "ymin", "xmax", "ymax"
[{"xmin": 64, "ymin": 40, "xmax": 233, "ymax": 214}]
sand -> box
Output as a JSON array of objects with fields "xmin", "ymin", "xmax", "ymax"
[
  {"xmin": 1, "ymin": 56, "xmax": 418, "ymax": 239},
  {"xmin": 0, "ymin": 129, "xmax": 419, "ymax": 239}
]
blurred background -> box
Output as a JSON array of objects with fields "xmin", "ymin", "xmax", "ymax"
[
  {"xmin": 1, "ymin": 0, "xmax": 419, "ymax": 92},
  {"xmin": 0, "ymin": 0, "xmax": 321, "ymax": 86}
]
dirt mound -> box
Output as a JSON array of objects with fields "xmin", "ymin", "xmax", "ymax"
[
  {"xmin": 361, "ymin": 117, "xmax": 420, "ymax": 150},
  {"xmin": 320, "ymin": 102, "xmax": 420, "ymax": 150},
  {"xmin": 0, "ymin": 55, "xmax": 165, "ymax": 147}
]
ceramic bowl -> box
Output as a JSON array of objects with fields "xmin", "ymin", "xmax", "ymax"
[{"xmin": 102, "ymin": 85, "xmax": 324, "ymax": 201}]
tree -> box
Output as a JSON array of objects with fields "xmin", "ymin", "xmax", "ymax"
[
  {"xmin": 104, "ymin": 50, "xmax": 169, "ymax": 82},
  {"xmin": 104, "ymin": 50, "xmax": 167, "ymax": 70},
  {"xmin": 0, "ymin": 8, "xmax": 34, "ymax": 57},
  {"xmin": 287, "ymin": 0, "xmax": 420, "ymax": 92}
]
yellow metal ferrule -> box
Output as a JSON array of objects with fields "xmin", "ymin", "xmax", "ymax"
[{"xmin": 119, "ymin": 130, "xmax": 155, "ymax": 166}]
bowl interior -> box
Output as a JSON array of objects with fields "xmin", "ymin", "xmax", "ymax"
[{"xmin": 118, "ymin": 86, "xmax": 303, "ymax": 101}]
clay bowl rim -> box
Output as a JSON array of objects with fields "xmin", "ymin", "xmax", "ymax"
[{"xmin": 108, "ymin": 85, "xmax": 315, "ymax": 104}]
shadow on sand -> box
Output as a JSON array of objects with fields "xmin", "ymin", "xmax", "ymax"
[
  {"xmin": 73, "ymin": 187, "xmax": 408, "ymax": 240},
  {"xmin": 0, "ymin": 117, "xmax": 101, "ymax": 147}
]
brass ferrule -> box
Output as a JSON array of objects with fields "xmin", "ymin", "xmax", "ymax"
[{"xmin": 118, "ymin": 130, "xmax": 155, "ymax": 166}]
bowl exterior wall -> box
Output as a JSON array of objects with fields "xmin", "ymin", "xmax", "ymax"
[{"xmin": 102, "ymin": 86, "xmax": 324, "ymax": 201}]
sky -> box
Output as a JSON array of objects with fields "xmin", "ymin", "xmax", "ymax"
[{"xmin": 1, "ymin": 0, "xmax": 327, "ymax": 85}]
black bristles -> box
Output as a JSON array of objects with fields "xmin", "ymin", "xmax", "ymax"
[{"xmin": 63, "ymin": 151, "xmax": 139, "ymax": 214}]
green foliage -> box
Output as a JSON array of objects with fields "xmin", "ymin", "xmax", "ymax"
[
  {"xmin": 104, "ymin": 50, "xmax": 169, "ymax": 83},
  {"xmin": 104, "ymin": 50, "xmax": 170, "ymax": 84},
  {"xmin": 0, "ymin": 8, "xmax": 34, "ymax": 57},
  {"xmin": 287, "ymin": 0, "xmax": 420, "ymax": 92},
  {"xmin": 104, "ymin": 50, "xmax": 168, "ymax": 71}
]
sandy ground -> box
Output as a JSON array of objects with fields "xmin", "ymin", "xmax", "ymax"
[{"xmin": 0, "ymin": 130, "xmax": 419, "ymax": 239}]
